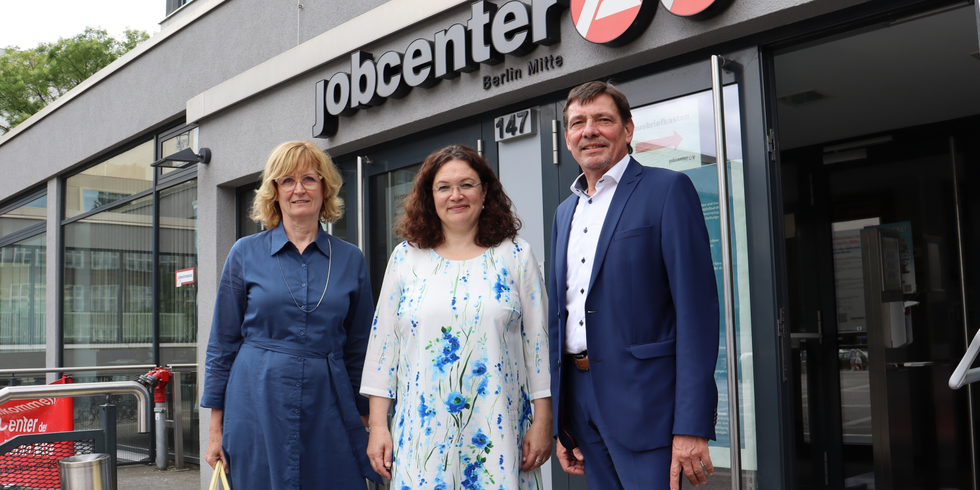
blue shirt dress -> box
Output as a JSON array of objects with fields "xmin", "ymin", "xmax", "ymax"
[{"xmin": 202, "ymin": 224, "xmax": 379, "ymax": 489}]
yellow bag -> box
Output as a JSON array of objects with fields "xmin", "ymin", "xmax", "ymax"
[{"xmin": 208, "ymin": 460, "xmax": 232, "ymax": 490}]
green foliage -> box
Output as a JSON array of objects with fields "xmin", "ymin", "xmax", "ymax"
[{"xmin": 0, "ymin": 27, "xmax": 150, "ymax": 135}]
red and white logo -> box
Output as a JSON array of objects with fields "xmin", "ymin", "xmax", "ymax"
[
  {"xmin": 661, "ymin": 0, "xmax": 730, "ymax": 18},
  {"xmin": 570, "ymin": 0, "xmax": 655, "ymax": 46}
]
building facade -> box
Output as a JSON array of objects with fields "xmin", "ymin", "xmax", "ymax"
[{"xmin": 1, "ymin": 0, "xmax": 979, "ymax": 488}]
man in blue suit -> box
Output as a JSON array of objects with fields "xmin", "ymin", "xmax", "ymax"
[{"xmin": 549, "ymin": 81, "xmax": 719, "ymax": 490}]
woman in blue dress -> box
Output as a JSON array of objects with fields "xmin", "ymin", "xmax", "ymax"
[{"xmin": 202, "ymin": 141, "xmax": 380, "ymax": 489}]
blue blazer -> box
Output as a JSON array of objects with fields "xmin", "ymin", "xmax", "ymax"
[{"xmin": 549, "ymin": 158, "xmax": 719, "ymax": 452}]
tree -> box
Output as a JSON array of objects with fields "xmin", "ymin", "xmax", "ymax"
[{"xmin": 0, "ymin": 27, "xmax": 149, "ymax": 135}]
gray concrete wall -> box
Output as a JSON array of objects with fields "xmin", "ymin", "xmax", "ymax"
[{"xmin": 0, "ymin": 0, "xmax": 389, "ymax": 201}]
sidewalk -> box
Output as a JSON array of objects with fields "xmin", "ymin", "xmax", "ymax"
[{"xmin": 117, "ymin": 462, "xmax": 200, "ymax": 490}]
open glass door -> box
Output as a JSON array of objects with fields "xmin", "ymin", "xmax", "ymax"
[{"xmin": 776, "ymin": 3, "xmax": 980, "ymax": 487}]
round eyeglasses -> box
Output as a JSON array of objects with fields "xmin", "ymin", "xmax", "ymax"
[
  {"xmin": 432, "ymin": 182, "xmax": 484, "ymax": 195},
  {"xmin": 276, "ymin": 175, "xmax": 322, "ymax": 191}
]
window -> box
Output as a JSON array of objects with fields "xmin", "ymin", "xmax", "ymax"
[
  {"xmin": 8, "ymin": 283, "xmax": 30, "ymax": 308},
  {"xmin": 64, "ymin": 285, "xmax": 86, "ymax": 312},
  {"xmin": 91, "ymin": 251, "xmax": 120, "ymax": 270},
  {"xmin": 65, "ymin": 249, "xmax": 86, "ymax": 269},
  {"xmin": 0, "ymin": 233, "xmax": 46, "ymax": 365},
  {"xmin": 0, "ymin": 194, "xmax": 46, "ymax": 238},
  {"xmin": 64, "ymin": 193, "xmax": 152, "ymax": 363},
  {"xmin": 65, "ymin": 141, "xmax": 154, "ymax": 218},
  {"xmin": 126, "ymin": 252, "xmax": 153, "ymax": 272},
  {"xmin": 90, "ymin": 285, "xmax": 118, "ymax": 312},
  {"xmin": 128, "ymin": 285, "xmax": 153, "ymax": 312}
]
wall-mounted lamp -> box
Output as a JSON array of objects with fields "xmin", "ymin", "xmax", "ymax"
[{"xmin": 151, "ymin": 147, "xmax": 212, "ymax": 168}]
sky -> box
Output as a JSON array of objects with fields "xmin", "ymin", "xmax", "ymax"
[{"xmin": 0, "ymin": 0, "xmax": 164, "ymax": 50}]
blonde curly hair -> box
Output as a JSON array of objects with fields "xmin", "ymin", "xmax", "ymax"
[{"xmin": 250, "ymin": 141, "xmax": 343, "ymax": 229}]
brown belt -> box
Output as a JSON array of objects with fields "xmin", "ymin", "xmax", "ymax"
[{"xmin": 571, "ymin": 352, "xmax": 589, "ymax": 371}]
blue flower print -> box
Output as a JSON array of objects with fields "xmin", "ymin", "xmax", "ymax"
[
  {"xmin": 521, "ymin": 391, "xmax": 532, "ymax": 424},
  {"xmin": 418, "ymin": 393, "xmax": 435, "ymax": 421},
  {"xmin": 471, "ymin": 430, "xmax": 493, "ymax": 452},
  {"xmin": 433, "ymin": 327, "xmax": 461, "ymax": 372},
  {"xmin": 446, "ymin": 391, "xmax": 468, "ymax": 413},
  {"xmin": 462, "ymin": 458, "xmax": 485, "ymax": 490},
  {"xmin": 492, "ymin": 270, "xmax": 510, "ymax": 301},
  {"xmin": 472, "ymin": 361, "xmax": 487, "ymax": 376}
]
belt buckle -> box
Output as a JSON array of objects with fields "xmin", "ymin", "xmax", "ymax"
[{"xmin": 573, "ymin": 351, "xmax": 589, "ymax": 372}]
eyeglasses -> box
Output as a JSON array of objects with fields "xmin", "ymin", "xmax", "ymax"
[
  {"xmin": 432, "ymin": 182, "xmax": 484, "ymax": 195},
  {"xmin": 276, "ymin": 175, "xmax": 322, "ymax": 191}
]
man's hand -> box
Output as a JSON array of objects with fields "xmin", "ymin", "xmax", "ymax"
[
  {"xmin": 556, "ymin": 439, "xmax": 585, "ymax": 475},
  {"xmin": 670, "ymin": 435, "xmax": 713, "ymax": 489}
]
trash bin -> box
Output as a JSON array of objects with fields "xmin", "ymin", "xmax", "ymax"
[{"xmin": 59, "ymin": 453, "xmax": 112, "ymax": 490}]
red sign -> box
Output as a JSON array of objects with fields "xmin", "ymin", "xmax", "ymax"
[
  {"xmin": 570, "ymin": 0, "xmax": 657, "ymax": 46},
  {"xmin": 661, "ymin": 0, "xmax": 732, "ymax": 18},
  {"xmin": 0, "ymin": 379, "xmax": 74, "ymax": 443},
  {"xmin": 0, "ymin": 378, "xmax": 74, "ymax": 489}
]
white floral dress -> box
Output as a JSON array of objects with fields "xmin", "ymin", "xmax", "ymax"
[{"xmin": 361, "ymin": 238, "xmax": 550, "ymax": 490}]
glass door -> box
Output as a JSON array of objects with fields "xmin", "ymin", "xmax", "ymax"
[
  {"xmin": 775, "ymin": 3, "xmax": 980, "ymax": 487},
  {"xmin": 546, "ymin": 46, "xmax": 784, "ymax": 490}
]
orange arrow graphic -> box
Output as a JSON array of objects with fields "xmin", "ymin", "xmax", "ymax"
[{"xmin": 635, "ymin": 131, "xmax": 683, "ymax": 153}]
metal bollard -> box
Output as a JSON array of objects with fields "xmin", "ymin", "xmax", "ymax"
[{"xmin": 59, "ymin": 453, "xmax": 112, "ymax": 490}]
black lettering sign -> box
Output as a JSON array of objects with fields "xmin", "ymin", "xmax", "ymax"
[{"xmin": 313, "ymin": 0, "xmax": 733, "ymax": 137}]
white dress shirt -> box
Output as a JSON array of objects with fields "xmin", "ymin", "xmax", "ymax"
[{"xmin": 564, "ymin": 155, "xmax": 631, "ymax": 354}]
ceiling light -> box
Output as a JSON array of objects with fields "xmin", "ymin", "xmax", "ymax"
[
  {"xmin": 778, "ymin": 90, "xmax": 833, "ymax": 107},
  {"xmin": 823, "ymin": 135, "xmax": 893, "ymax": 153}
]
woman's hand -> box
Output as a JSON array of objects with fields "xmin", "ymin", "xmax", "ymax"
[
  {"xmin": 367, "ymin": 424, "xmax": 394, "ymax": 478},
  {"xmin": 521, "ymin": 398, "xmax": 553, "ymax": 472},
  {"xmin": 206, "ymin": 409, "xmax": 229, "ymax": 473},
  {"xmin": 366, "ymin": 395, "xmax": 394, "ymax": 479}
]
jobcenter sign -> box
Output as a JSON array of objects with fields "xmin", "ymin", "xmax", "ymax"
[{"xmin": 313, "ymin": 0, "xmax": 729, "ymax": 138}]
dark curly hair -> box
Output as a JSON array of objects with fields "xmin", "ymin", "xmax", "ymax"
[{"xmin": 396, "ymin": 145, "xmax": 521, "ymax": 249}]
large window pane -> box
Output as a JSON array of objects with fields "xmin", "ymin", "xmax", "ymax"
[
  {"xmin": 0, "ymin": 233, "xmax": 46, "ymax": 369},
  {"xmin": 0, "ymin": 195, "xmax": 46, "ymax": 238},
  {"xmin": 159, "ymin": 180, "xmax": 200, "ymax": 461},
  {"xmin": 65, "ymin": 141, "xmax": 154, "ymax": 219},
  {"xmin": 159, "ymin": 180, "xmax": 197, "ymax": 361},
  {"xmin": 63, "ymin": 195, "xmax": 153, "ymax": 367}
]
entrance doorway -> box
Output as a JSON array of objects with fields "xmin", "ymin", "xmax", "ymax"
[{"xmin": 775, "ymin": 3, "xmax": 980, "ymax": 488}]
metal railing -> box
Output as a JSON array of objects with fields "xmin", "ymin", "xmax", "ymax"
[
  {"xmin": 0, "ymin": 381, "xmax": 152, "ymax": 435},
  {"xmin": 0, "ymin": 380, "xmax": 152, "ymax": 490},
  {"xmin": 0, "ymin": 364, "xmax": 199, "ymax": 469}
]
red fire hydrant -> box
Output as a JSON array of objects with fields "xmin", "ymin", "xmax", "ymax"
[
  {"xmin": 138, "ymin": 367, "xmax": 172, "ymax": 469},
  {"xmin": 138, "ymin": 367, "xmax": 171, "ymax": 403}
]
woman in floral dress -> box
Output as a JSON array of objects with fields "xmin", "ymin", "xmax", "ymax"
[{"xmin": 361, "ymin": 145, "xmax": 552, "ymax": 490}]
